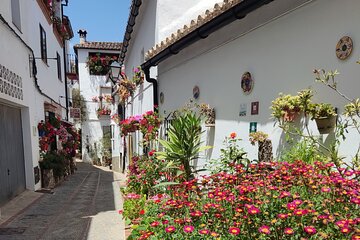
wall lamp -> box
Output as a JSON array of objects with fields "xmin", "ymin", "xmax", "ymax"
[{"xmin": 107, "ymin": 61, "xmax": 122, "ymax": 85}]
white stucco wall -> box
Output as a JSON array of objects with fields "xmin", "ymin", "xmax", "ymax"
[
  {"xmin": 157, "ymin": 0, "xmax": 360, "ymax": 168},
  {"xmin": 157, "ymin": 0, "xmax": 223, "ymax": 42},
  {"xmin": 1, "ymin": 0, "xmax": 72, "ymax": 191}
]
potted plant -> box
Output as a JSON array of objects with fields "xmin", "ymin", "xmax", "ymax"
[
  {"xmin": 119, "ymin": 76, "xmax": 136, "ymax": 103},
  {"xmin": 132, "ymin": 66, "xmax": 144, "ymax": 86},
  {"xmin": 309, "ymin": 103, "xmax": 337, "ymax": 134},
  {"xmin": 199, "ymin": 103, "xmax": 215, "ymax": 127},
  {"xmin": 271, "ymin": 89, "xmax": 313, "ymax": 123},
  {"xmin": 249, "ymin": 131, "xmax": 273, "ymax": 162}
]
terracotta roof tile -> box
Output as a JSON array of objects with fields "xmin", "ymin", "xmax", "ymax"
[
  {"xmin": 74, "ymin": 41, "xmax": 122, "ymax": 51},
  {"xmin": 145, "ymin": 0, "xmax": 243, "ymax": 60}
]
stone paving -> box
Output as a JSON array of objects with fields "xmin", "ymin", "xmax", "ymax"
[{"xmin": 0, "ymin": 162, "xmax": 126, "ymax": 240}]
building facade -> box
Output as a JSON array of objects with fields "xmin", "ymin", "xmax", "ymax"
[
  {"xmin": 0, "ymin": 0, "xmax": 73, "ymax": 206},
  {"xmin": 74, "ymin": 32, "xmax": 121, "ymax": 169},
  {"xmin": 121, "ymin": 0, "xmax": 360, "ymax": 170}
]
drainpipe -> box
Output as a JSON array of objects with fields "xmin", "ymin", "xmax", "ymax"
[
  {"xmin": 61, "ymin": 2, "xmax": 69, "ymax": 121},
  {"xmin": 143, "ymin": 67, "xmax": 158, "ymax": 112}
]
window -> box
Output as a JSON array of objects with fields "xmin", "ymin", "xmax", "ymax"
[
  {"xmin": 57, "ymin": 52, "xmax": 62, "ymax": 80},
  {"xmin": 39, "ymin": 25, "xmax": 47, "ymax": 64},
  {"xmin": 11, "ymin": 0, "xmax": 21, "ymax": 31}
]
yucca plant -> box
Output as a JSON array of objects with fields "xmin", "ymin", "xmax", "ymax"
[{"xmin": 156, "ymin": 110, "xmax": 210, "ymax": 181}]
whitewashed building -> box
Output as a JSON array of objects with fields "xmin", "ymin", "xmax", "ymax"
[
  {"xmin": 74, "ymin": 32, "xmax": 122, "ymax": 168},
  {"xmin": 121, "ymin": 0, "xmax": 360, "ymax": 169},
  {"xmin": 0, "ymin": 0, "xmax": 74, "ymax": 205}
]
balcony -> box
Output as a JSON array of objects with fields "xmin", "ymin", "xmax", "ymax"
[
  {"xmin": 66, "ymin": 54, "xmax": 78, "ymax": 81},
  {"xmin": 37, "ymin": 0, "xmax": 52, "ymax": 24}
]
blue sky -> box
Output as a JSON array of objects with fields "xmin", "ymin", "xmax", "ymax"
[{"xmin": 64, "ymin": 0, "xmax": 131, "ymax": 45}]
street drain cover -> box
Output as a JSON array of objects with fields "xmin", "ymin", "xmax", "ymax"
[{"xmin": 0, "ymin": 227, "xmax": 26, "ymax": 235}]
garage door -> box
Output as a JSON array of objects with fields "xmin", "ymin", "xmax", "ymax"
[{"xmin": 0, "ymin": 104, "xmax": 26, "ymax": 206}]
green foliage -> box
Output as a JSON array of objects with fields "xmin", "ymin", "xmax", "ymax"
[
  {"xmin": 101, "ymin": 131, "xmax": 112, "ymax": 160},
  {"xmin": 280, "ymin": 138, "xmax": 328, "ymax": 164},
  {"xmin": 125, "ymin": 155, "xmax": 167, "ymax": 196},
  {"xmin": 309, "ymin": 103, "xmax": 337, "ymax": 119},
  {"xmin": 122, "ymin": 194, "xmax": 146, "ymax": 222},
  {"xmin": 207, "ymin": 133, "xmax": 248, "ymax": 174},
  {"xmin": 72, "ymin": 89, "xmax": 87, "ymax": 122},
  {"xmin": 157, "ymin": 109, "xmax": 210, "ymax": 180},
  {"xmin": 40, "ymin": 151, "xmax": 68, "ymax": 178},
  {"xmin": 271, "ymin": 89, "xmax": 313, "ymax": 122}
]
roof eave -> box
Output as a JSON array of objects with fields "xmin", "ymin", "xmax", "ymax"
[
  {"xmin": 119, "ymin": 0, "xmax": 143, "ymax": 64},
  {"xmin": 141, "ymin": 0, "xmax": 274, "ymax": 70}
]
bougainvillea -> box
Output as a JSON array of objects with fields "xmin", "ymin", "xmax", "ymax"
[
  {"xmin": 139, "ymin": 110, "xmax": 161, "ymax": 144},
  {"xmin": 120, "ymin": 115, "xmax": 141, "ymax": 136}
]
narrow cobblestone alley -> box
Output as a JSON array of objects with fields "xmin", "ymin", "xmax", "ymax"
[{"xmin": 0, "ymin": 162, "xmax": 126, "ymax": 240}]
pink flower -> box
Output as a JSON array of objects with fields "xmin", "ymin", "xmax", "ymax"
[
  {"xmin": 165, "ymin": 226, "xmax": 175, "ymax": 233},
  {"xmin": 304, "ymin": 226, "xmax": 317, "ymax": 235},
  {"xmin": 150, "ymin": 221, "xmax": 160, "ymax": 227},
  {"xmin": 284, "ymin": 228, "xmax": 294, "ymax": 235},
  {"xmin": 199, "ymin": 229, "xmax": 209, "ymax": 235},
  {"xmin": 183, "ymin": 225, "xmax": 194, "ymax": 233},
  {"xmin": 259, "ymin": 225, "xmax": 271, "ymax": 235},
  {"xmin": 248, "ymin": 206, "xmax": 260, "ymax": 215}
]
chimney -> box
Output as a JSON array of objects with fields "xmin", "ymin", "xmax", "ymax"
[{"xmin": 77, "ymin": 29, "xmax": 87, "ymax": 44}]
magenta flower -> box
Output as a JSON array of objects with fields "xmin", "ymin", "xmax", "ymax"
[
  {"xmin": 304, "ymin": 226, "xmax": 317, "ymax": 235},
  {"xmin": 259, "ymin": 225, "xmax": 271, "ymax": 234},
  {"xmin": 183, "ymin": 225, "xmax": 194, "ymax": 233}
]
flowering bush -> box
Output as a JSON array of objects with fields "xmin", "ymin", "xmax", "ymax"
[
  {"xmin": 129, "ymin": 160, "xmax": 360, "ymax": 239},
  {"xmin": 122, "ymin": 193, "xmax": 147, "ymax": 224},
  {"xmin": 38, "ymin": 120, "xmax": 57, "ymax": 153},
  {"xmin": 38, "ymin": 118, "xmax": 79, "ymax": 176},
  {"xmin": 96, "ymin": 107, "xmax": 111, "ymax": 116},
  {"xmin": 103, "ymin": 94, "xmax": 113, "ymax": 103},
  {"xmin": 132, "ymin": 66, "xmax": 144, "ymax": 86},
  {"xmin": 139, "ymin": 110, "xmax": 161, "ymax": 144},
  {"xmin": 125, "ymin": 154, "xmax": 168, "ymax": 196},
  {"xmin": 207, "ymin": 132, "xmax": 248, "ymax": 174},
  {"xmin": 119, "ymin": 76, "xmax": 136, "ymax": 103},
  {"xmin": 249, "ymin": 131, "xmax": 269, "ymax": 145},
  {"xmin": 111, "ymin": 113, "xmax": 120, "ymax": 124},
  {"xmin": 86, "ymin": 53, "xmax": 118, "ymax": 75},
  {"xmin": 120, "ymin": 115, "xmax": 141, "ymax": 136}
]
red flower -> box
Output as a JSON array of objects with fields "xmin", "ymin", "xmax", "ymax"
[
  {"xmin": 118, "ymin": 210, "xmax": 123, "ymax": 214},
  {"xmin": 139, "ymin": 209, "xmax": 145, "ymax": 215},
  {"xmin": 149, "ymin": 150, "xmax": 155, "ymax": 157},
  {"xmin": 229, "ymin": 227, "xmax": 240, "ymax": 235},
  {"xmin": 230, "ymin": 132, "xmax": 237, "ymax": 139}
]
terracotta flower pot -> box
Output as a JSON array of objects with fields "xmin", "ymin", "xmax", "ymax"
[
  {"xmin": 315, "ymin": 115, "xmax": 337, "ymax": 134},
  {"xmin": 283, "ymin": 110, "xmax": 300, "ymax": 122}
]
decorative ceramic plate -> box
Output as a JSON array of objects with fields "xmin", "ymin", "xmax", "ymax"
[
  {"xmin": 241, "ymin": 72, "xmax": 254, "ymax": 95},
  {"xmin": 336, "ymin": 36, "xmax": 353, "ymax": 60},
  {"xmin": 193, "ymin": 85, "xmax": 200, "ymax": 99}
]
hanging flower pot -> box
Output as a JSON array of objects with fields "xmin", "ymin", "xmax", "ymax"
[
  {"xmin": 315, "ymin": 115, "xmax": 337, "ymax": 134},
  {"xmin": 199, "ymin": 104, "xmax": 216, "ymax": 127},
  {"xmin": 283, "ymin": 110, "xmax": 300, "ymax": 122}
]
